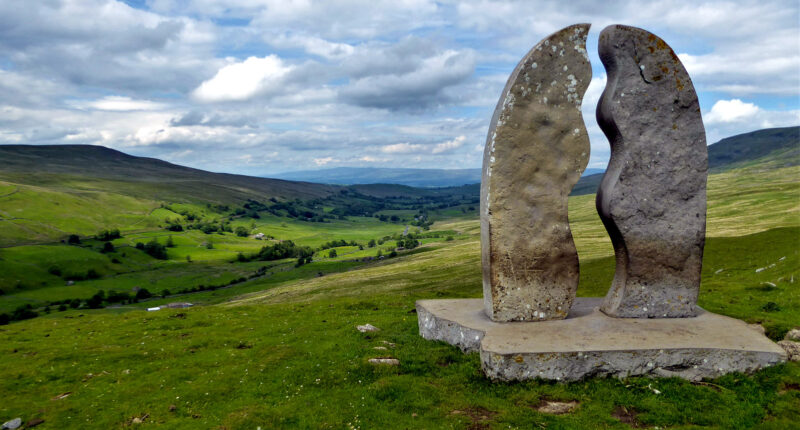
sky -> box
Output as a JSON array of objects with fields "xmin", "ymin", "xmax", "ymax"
[{"xmin": 0, "ymin": 0, "xmax": 798, "ymax": 176}]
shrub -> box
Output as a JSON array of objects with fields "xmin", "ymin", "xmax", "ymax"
[
  {"xmin": 58, "ymin": 304, "xmax": 67, "ymax": 312},
  {"xmin": 67, "ymin": 234, "xmax": 81, "ymax": 245},
  {"xmin": 144, "ymin": 239, "xmax": 168, "ymax": 260},
  {"xmin": 11, "ymin": 304, "xmax": 37, "ymax": 321},
  {"xmin": 87, "ymin": 291, "xmax": 105, "ymax": 309},
  {"xmin": 48, "ymin": 266, "xmax": 62, "ymax": 276},
  {"xmin": 106, "ymin": 290, "xmax": 131, "ymax": 303},
  {"xmin": 97, "ymin": 229, "xmax": 121, "ymax": 241},
  {"xmin": 69, "ymin": 299, "xmax": 81, "ymax": 309},
  {"xmin": 0, "ymin": 313, "xmax": 9, "ymax": 325},
  {"xmin": 86, "ymin": 269, "xmax": 100, "ymax": 279},
  {"xmin": 101, "ymin": 242, "xmax": 115, "ymax": 253},
  {"xmin": 166, "ymin": 236, "xmax": 175, "ymax": 248},
  {"xmin": 235, "ymin": 226, "xmax": 250, "ymax": 237},
  {"xmin": 136, "ymin": 288, "xmax": 152, "ymax": 300},
  {"xmin": 328, "ymin": 249, "xmax": 337, "ymax": 258}
]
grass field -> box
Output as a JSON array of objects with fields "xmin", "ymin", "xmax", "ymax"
[{"xmin": 0, "ymin": 160, "xmax": 798, "ymax": 428}]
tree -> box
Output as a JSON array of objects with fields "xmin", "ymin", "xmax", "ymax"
[
  {"xmin": 136, "ymin": 288, "xmax": 152, "ymax": 300},
  {"xmin": 235, "ymin": 226, "xmax": 249, "ymax": 237},
  {"xmin": 87, "ymin": 291, "xmax": 105, "ymax": 309},
  {"xmin": 144, "ymin": 239, "xmax": 168, "ymax": 259},
  {"xmin": 328, "ymin": 249, "xmax": 337, "ymax": 258},
  {"xmin": 166, "ymin": 236, "xmax": 175, "ymax": 248},
  {"xmin": 368, "ymin": 239, "xmax": 376, "ymax": 248},
  {"xmin": 67, "ymin": 234, "xmax": 81, "ymax": 245},
  {"xmin": 101, "ymin": 242, "xmax": 115, "ymax": 253}
]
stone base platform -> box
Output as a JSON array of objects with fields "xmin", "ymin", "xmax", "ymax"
[{"xmin": 416, "ymin": 298, "xmax": 786, "ymax": 381}]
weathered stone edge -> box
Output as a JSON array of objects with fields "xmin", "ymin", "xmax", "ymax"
[
  {"xmin": 416, "ymin": 301, "xmax": 485, "ymax": 353},
  {"xmin": 480, "ymin": 348, "xmax": 786, "ymax": 382},
  {"xmin": 417, "ymin": 299, "xmax": 787, "ymax": 381}
]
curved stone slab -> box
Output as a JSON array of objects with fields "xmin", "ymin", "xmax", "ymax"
[
  {"xmin": 481, "ymin": 24, "xmax": 591, "ymax": 322},
  {"xmin": 595, "ymin": 25, "xmax": 708, "ymax": 318}
]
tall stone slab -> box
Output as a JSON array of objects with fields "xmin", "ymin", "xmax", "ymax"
[
  {"xmin": 481, "ymin": 24, "xmax": 591, "ymax": 322},
  {"xmin": 595, "ymin": 25, "xmax": 708, "ymax": 318}
]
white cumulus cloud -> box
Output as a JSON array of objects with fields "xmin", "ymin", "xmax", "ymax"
[
  {"xmin": 80, "ymin": 96, "xmax": 166, "ymax": 111},
  {"xmin": 382, "ymin": 142, "xmax": 424, "ymax": 153},
  {"xmin": 432, "ymin": 135, "xmax": 466, "ymax": 154},
  {"xmin": 192, "ymin": 55, "xmax": 293, "ymax": 102},
  {"xmin": 313, "ymin": 156, "xmax": 337, "ymax": 166},
  {"xmin": 704, "ymin": 99, "xmax": 760, "ymax": 124}
]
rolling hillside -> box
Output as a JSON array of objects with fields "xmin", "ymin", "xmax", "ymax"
[
  {"xmin": 708, "ymin": 126, "xmax": 800, "ymax": 172},
  {"xmin": 0, "ymin": 145, "xmax": 339, "ymax": 204}
]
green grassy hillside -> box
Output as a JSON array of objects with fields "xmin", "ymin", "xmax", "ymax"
[
  {"xmin": 708, "ymin": 126, "xmax": 799, "ymax": 172},
  {"xmin": 0, "ymin": 143, "xmax": 798, "ymax": 429}
]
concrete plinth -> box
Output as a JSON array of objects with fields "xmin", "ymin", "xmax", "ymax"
[{"xmin": 417, "ymin": 298, "xmax": 786, "ymax": 381}]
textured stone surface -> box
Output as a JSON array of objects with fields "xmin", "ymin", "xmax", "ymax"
[
  {"xmin": 785, "ymin": 328, "xmax": 800, "ymax": 341},
  {"xmin": 778, "ymin": 340, "xmax": 800, "ymax": 361},
  {"xmin": 481, "ymin": 24, "xmax": 591, "ymax": 322},
  {"xmin": 595, "ymin": 25, "xmax": 708, "ymax": 318},
  {"xmin": 417, "ymin": 298, "xmax": 786, "ymax": 381}
]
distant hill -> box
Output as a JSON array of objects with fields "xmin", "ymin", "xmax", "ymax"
[
  {"xmin": 271, "ymin": 167, "xmax": 607, "ymax": 188},
  {"xmin": 272, "ymin": 167, "xmax": 481, "ymax": 188},
  {"xmin": 0, "ymin": 145, "xmax": 342, "ymax": 204},
  {"xmin": 708, "ymin": 126, "xmax": 799, "ymax": 172},
  {"xmin": 569, "ymin": 126, "xmax": 800, "ymax": 196},
  {"xmin": 0, "ymin": 145, "xmax": 482, "ymax": 205}
]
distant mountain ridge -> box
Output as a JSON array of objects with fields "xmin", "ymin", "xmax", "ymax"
[
  {"xmin": 1, "ymin": 126, "xmax": 795, "ymax": 202},
  {"xmin": 0, "ymin": 145, "xmax": 475, "ymax": 205},
  {"xmin": 708, "ymin": 126, "xmax": 799, "ymax": 172},
  {"xmin": 271, "ymin": 167, "xmax": 606, "ymax": 187}
]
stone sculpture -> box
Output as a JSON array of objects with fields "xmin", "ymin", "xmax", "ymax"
[
  {"xmin": 417, "ymin": 24, "xmax": 786, "ymax": 382},
  {"xmin": 481, "ymin": 23, "xmax": 591, "ymax": 322},
  {"xmin": 595, "ymin": 25, "xmax": 708, "ymax": 318}
]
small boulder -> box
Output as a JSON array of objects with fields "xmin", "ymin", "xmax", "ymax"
[
  {"xmin": 25, "ymin": 418, "xmax": 44, "ymax": 428},
  {"xmin": 536, "ymin": 401, "xmax": 579, "ymax": 415},
  {"xmin": 1, "ymin": 418, "xmax": 21, "ymax": 430},
  {"xmin": 778, "ymin": 341, "xmax": 800, "ymax": 361},
  {"xmin": 368, "ymin": 358, "xmax": 399, "ymax": 366},
  {"xmin": 357, "ymin": 324, "xmax": 379, "ymax": 333},
  {"xmin": 785, "ymin": 328, "xmax": 800, "ymax": 341}
]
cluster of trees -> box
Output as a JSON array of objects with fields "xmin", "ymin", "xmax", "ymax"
[
  {"xmin": 320, "ymin": 239, "xmax": 359, "ymax": 250},
  {"xmin": 396, "ymin": 237, "xmax": 420, "ymax": 249},
  {"xmin": 255, "ymin": 240, "xmax": 313, "ymax": 261},
  {"xmin": 96, "ymin": 229, "xmax": 121, "ymax": 241},
  {"xmin": 48, "ymin": 266, "xmax": 100, "ymax": 281},
  {"xmin": 135, "ymin": 239, "xmax": 168, "ymax": 260},
  {"xmin": 0, "ymin": 288, "xmax": 157, "ymax": 325}
]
